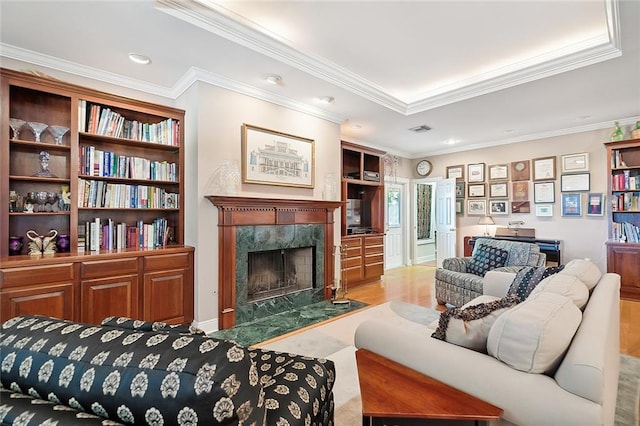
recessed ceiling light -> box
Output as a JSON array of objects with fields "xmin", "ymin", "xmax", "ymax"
[
  {"xmin": 504, "ymin": 129, "xmax": 516, "ymax": 134},
  {"xmin": 263, "ymin": 74, "xmax": 282, "ymax": 85},
  {"xmin": 444, "ymin": 139, "xmax": 457, "ymax": 145},
  {"xmin": 319, "ymin": 96, "xmax": 334, "ymax": 104},
  {"xmin": 350, "ymin": 123, "xmax": 362, "ymax": 129},
  {"xmin": 577, "ymin": 115, "xmax": 592, "ymax": 121},
  {"xmin": 409, "ymin": 125, "xmax": 432, "ymax": 133},
  {"xmin": 128, "ymin": 53, "xmax": 151, "ymax": 65}
]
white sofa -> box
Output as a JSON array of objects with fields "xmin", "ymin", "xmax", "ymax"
[{"xmin": 354, "ymin": 262, "xmax": 621, "ymax": 426}]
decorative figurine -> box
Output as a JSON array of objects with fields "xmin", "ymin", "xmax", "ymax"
[
  {"xmin": 60, "ymin": 185, "xmax": 71, "ymax": 211},
  {"xmin": 26, "ymin": 229, "xmax": 58, "ymax": 256},
  {"xmin": 33, "ymin": 150, "xmax": 57, "ymax": 178}
]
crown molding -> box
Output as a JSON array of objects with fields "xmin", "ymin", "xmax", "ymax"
[
  {"xmin": 158, "ymin": 0, "xmax": 622, "ymax": 117},
  {"xmin": 0, "ymin": 45, "xmax": 345, "ymax": 125}
]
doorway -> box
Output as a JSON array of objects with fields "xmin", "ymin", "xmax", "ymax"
[{"xmin": 384, "ymin": 177, "xmax": 410, "ymax": 270}]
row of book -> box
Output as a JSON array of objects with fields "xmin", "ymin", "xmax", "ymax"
[
  {"xmin": 612, "ymin": 221, "xmax": 640, "ymax": 243},
  {"xmin": 78, "ymin": 178, "xmax": 179, "ymax": 209},
  {"xmin": 611, "ymin": 192, "xmax": 639, "ymax": 212},
  {"xmin": 79, "ymin": 145, "xmax": 178, "ymax": 181},
  {"xmin": 610, "ymin": 149, "xmax": 634, "ymax": 169},
  {"xmin": 611, "ymin": 170, "xmax": 639, "ymax": 191},
  {"xmin": 78, "ymin": 100, "xmax": 180, "ymax": 146},
  {"xmin": 79, "ymin": 218, "xmax": 171, "ymax": 251}
]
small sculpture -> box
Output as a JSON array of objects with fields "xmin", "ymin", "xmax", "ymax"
[
  {"xmin": 33, "ymin": 150, "xmax": 57, "ymax": 178},
  {"xmin": 60, "ymin": 185, "xmax": 71, "ymax": 211},
  {"xmin": 26, "ymin": 229, "xmax": 58, "ymax": 256}
]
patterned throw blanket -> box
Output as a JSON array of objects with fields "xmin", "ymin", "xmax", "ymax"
[{"xmin": 508, "ymin": 265, "xmax": 565, "ymax": 300}]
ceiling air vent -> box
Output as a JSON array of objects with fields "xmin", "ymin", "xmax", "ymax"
[{"xmin": 409, "ymin": 125, "xmax": 432, "ymax": 133}]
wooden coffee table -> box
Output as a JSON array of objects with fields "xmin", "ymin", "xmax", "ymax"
[{"xmin": 356, "ymin": 349, "xmax": 503, "ymax": 426}]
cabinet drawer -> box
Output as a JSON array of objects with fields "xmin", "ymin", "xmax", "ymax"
[
  {"xmin": 365, "ymin": 245, "xmax": 383, "ymax": 255},
  {"xmin": 365, "ymin": 236, "xmax": 384, "ymax": 246},
  {"xmin": 365, "ymin": 253, "xmax": 384, "ymax": 265},
  {"xmin": 344, "ymin": 257, "xmax": 363, "ymax": 269},
  {"xmin": 342, "ymin": 238, "xmax": 363, "ymax": 249},
  {"xmin": 81, "ymin": 258, "xmax": 138, "ymax": 279},
  {"xmin": 1, "ymin": 264, "xmax": 74, "ymax": 287},
  {"xmin": 145, "ymin": 252, "xmax": 191, "ymax": 272},
  {"xmin": 345, "ymin": 246, "xmax": 362, "ymax": 257}
]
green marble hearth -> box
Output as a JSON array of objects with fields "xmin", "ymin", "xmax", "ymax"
[{"xmin": 209, "ymin": 299, "xmax": 368, "ymax": 347}]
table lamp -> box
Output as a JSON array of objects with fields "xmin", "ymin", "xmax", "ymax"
[{"xmin": 478, "ymin": 216, "xmax": 495, "ymax": 236}]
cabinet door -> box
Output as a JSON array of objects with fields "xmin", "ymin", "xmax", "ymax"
[
  {"xmin": 143, "ymin": 269, "xmax": 189, "ymax": 324},
  {"xmin": 1, "ymin": 282, "xmax": 74, "ymax": 322},
  {"xmin": 81, "ymin": 275, "xmax": 139, "ymax": 324},
  {"xmin": 607, "ymin": 243, "xmax": 640, "ymax": 300}
]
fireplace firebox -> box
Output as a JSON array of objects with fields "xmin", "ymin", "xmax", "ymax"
[{"xmin": 247, "ymin": 247, "xmax": 315, "ymax": 302}]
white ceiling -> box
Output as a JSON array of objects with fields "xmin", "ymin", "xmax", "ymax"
[{"xmin": 1, "ymin": 0, "xmax": 639, "ymax": 158}]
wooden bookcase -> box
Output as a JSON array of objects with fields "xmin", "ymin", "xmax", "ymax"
[
  {"xmin": 0, "ymin": 68, "xmax": 194, "ymax": 324},
  {"xmin": 604, "ymin": 138, "xmax": 640, "ymax": 301},
  {"xmin": 340, "ymin": 141, "xmax": 385, "ymax": 288}
]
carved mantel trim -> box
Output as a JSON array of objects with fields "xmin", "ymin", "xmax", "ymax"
[{"xmin": 206, "ymin": 196, "xmax": 343, "ymax": 329}]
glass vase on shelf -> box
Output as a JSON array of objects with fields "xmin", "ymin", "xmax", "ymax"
[{"xmin": 610, "ymin": 121, "xmax": 624, "ymax": 142}]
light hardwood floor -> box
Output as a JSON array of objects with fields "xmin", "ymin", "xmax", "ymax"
[{"xmin": 347, "ymin": 264, "xmax": 640, "ymax": 357}]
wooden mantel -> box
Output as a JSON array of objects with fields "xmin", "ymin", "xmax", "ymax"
[{"xmin": 206, "ymin": 196, "xmax": 343, "ymax": 329}]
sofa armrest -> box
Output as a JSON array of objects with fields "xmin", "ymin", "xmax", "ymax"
[
  {"xmin": 442, "ymin": 256, "xmax": 471, "ymax": 272},
  {"xmin": 355, "ymin": 320, "xmax": 603, "ymax": 425},
  {"xmin": 482, "ymin": 270, "xmax": 517, "ymax": 297}
]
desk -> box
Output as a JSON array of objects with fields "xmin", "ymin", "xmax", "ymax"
[
  {"xmin": 467, "ymin": 236, "xmax": 562, "ymax": 265},
  {"xmin": 356, "ymin": 349, "xmax": 503, "ymax": 425}
]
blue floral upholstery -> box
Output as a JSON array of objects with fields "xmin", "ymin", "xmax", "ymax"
[
  {"xmin": 435, "ymin": 238, "xmax": 546, "ymax": 306},
  {"xmin": 0, "ymin": 315, "xmax": 335, "ymax": 426}
]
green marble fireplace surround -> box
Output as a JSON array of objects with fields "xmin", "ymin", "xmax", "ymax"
[
  {"xmin": 208, "ymin": 196, "xmax": 343, "ymax": 330},
  {"xmin": 235, "ymin": 224, "xmax": 325, "ymax": 324}
]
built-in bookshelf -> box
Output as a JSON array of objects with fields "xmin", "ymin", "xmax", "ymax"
[
  {"xmin": 1, "ymin": 68, "xmax": 193, "ymax": 325},
  {"xmin": 604, "ymin": 138, "xmax": 640, "ymax": 300}
]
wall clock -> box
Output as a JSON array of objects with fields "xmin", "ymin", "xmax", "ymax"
[{"xmin": 416, "ymin": 159, "xmax": 433, "ymax": 176}]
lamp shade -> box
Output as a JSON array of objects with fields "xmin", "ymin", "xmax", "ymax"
[{"xmin": 478, "ymin": 216, "xmax": 495, "ymax": 225}]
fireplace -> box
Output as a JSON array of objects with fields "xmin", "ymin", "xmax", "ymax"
[
  {"xmin": 208, "ymin": 196, "xmax": 342, "ymax": 329},
  {"xmin": 247, "ymin": 247, "xmax": 315, "ymax": 302}
]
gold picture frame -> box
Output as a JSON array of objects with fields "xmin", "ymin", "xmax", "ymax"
[{"xmin": 242, "ymin": 124, "xmax": 315, "ymax": 188}]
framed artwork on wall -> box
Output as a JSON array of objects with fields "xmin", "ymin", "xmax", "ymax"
[
  {"xmin": 447, "ymin": 164, "xmax": 465, "ymax": 181},
  {"xmin": 510, "ymin": 160, "xmax": 531, "ymax": 181},
  {"xmin": 467, "ymin": 199, "xmax": 487, "ymax": 215},
  {"xmin": 488, "ymin": 164, "xmax": 509, "ymax": 181},
  {"xmin": 536, "ymin": 204, "xmax": 554, "ymax": 217},
  {"xmin": 468, "ymin": 183, "xmax": 486, "ymax": 198},
  {"xmin": 455, "ymin": 181, "xmax": 465, "ymax": 198},
  {"xmin": 242, "ymin": 124, "xmax": 315, "ymax": 188},
  {"xmin": 532, "ymin": 156, "xmax": 557, "ymax": 181},
  {"xmin": 587, "ymin": 193, "xmax": 604, "ymax": 216},
  {"xmin": 533, "ymin": 181, "xmax": 555, "ymax": 203},
  {"xmin": 511, "ymin": 201, "xmax": 531, "ymax": 214},
  {"xmin": 489, "ymin": 200, "xmax": 508, "ymax": 215},
  {"xmin": 561, "ymin": 173, "xmax": 590, "ymax": 192},
  {"xmin": 561, "ymin": 193, "xmax": 582, "ymax": 216},
  {"xmin": 489, "ymin": 182, "xmax": 508, "ymax": 198},
  {"xmin": 456, "ymin": 199, "xmax": 464, "ymax": 215},
  {"xmin": 561, "ymin": 152, "xmax": 589, "ymax": 173},
  {"xmin": 512, "ymin": 181, "xmax": 529, "ymax": 202},
  {"xmin": 467, "ymin": 163, "xmax": 485, "ymax": 182}
]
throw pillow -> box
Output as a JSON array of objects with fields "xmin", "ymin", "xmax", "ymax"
[
  {"xmin": 467, "ymin": 244, "xmax": 509, "ymax": 276},
  {"xmin": 528, "ymin": 273, "xmax": 589, "ymax": 309},
  {"xmin": 431, "ymin": 294, "xmax": 520, "ymax": 352},
  {"xmin": 487, "ymin": 292, "xmax": 582, "ymax": 374},
  {"xmin": 558, "ymin": 259, "xmax": 602, "ymax": 290},
  {"xmin": 101, "ymin": 316, "xmax": 205, "ymax": 335},
  {"xmin": 508, "ymin": 265, "xmax": 565, "ymax": 300}
]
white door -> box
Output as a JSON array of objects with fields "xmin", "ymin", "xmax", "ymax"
[
  {"xmin": 385, "ymin": 182, "xmax": 404, "ymax": 269},
  {"xmin": 435, "ymin": 178, "xmax": 457, "ymax": 267}
]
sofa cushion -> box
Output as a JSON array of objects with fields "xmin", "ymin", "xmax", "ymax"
[
  {"xmin": 558, "ymin": 258, "xmax": 602, "ymax": 290},
  {"xmin": 467, "ymin": 244, "xmax": 509, "ymax": 276},
  {"xmin": 528, "ymin": 273, "xmax": 589, "ymax": 309},
  {"xmin": 431, "ymin": 294, "xmax": 520, "ymax": 352},
  {"xmin": 508, "ymin": 265, "xmax": 565, "ymax": 300},
  {"xmin": 487, "ymin": 292, "xmax": 582, "ymax": 373}
]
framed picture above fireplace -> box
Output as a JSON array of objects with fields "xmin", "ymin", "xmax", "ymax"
[{"xmin": 242, "ymin": 123, "xmax": 315, "ymax": 188}]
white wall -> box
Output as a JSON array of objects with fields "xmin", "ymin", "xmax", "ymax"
[{"xmin": 190, "ymin": 82, "xmax": 342, "ymax": 330}]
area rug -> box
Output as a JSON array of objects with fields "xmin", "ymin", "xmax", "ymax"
[
  {"xmin": 209, "ymin": 299, "xmax": 367, "ymax": 346},
  {"xmin": 257, "ymin": 301, "xmax": 640, "ymax": 426}
]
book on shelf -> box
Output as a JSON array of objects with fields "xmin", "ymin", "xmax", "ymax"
[{"xmin": 82, "ymin": 218, "xmax": 172, "ymax": 251}]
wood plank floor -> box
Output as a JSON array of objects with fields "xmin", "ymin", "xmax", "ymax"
[{"xmin": 347, "ymin": 264, "xmax": 640, "ymax": 357}]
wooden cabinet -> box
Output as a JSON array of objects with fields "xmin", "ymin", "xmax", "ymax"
[
  {"xmin": 604, "ymin": 138, "xmax": 640, "ymax": 301},
  {"xmin": 340, "ymin": 141, "xmax": 385, "ymax": 287},
  {"xmin": 1, "ymin": 69, "xmax": 194, "ymax": 322},
  {"xmin": 0, "ymin": 247, "xmax": 194, "ymax": 324}
]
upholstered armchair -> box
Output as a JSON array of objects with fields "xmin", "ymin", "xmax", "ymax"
[{"xmin": 435, "ymin": 237, "xmax": 546, "ymax": 306}]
